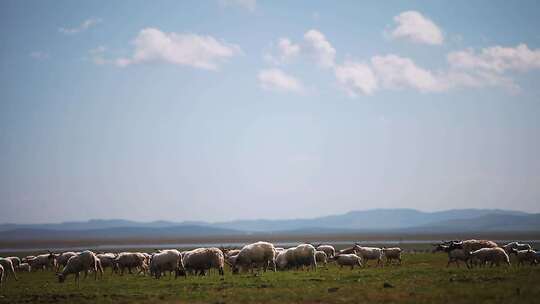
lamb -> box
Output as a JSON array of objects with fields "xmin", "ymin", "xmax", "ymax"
[
  {"xmin": 149, "ymin": 249, "xmax": 185, "ymax": 279},
  {"xmin": 96, "ymin": 253, "xmax": 118, "ymax": 273},
  {"xmin": 315, "ymin": 251, "xmax": 328, "ymax": 267},
  {"xmin": 334, "ymin": 254, "xmax": 362, "ymax": 269},
  {"xmin": 55, "ymin": 252, "xmax": 77, "ymax": 271},
  {"xmin": 503, "ymin": 242, "xmax": 532, "ymax": 254},
  {"xmin": 510, "ymin": 248, "xmax": 536, "ymax": 266},
  {"xmin": 276, "ymin": 248, "xmax": 296, "ymax": 270},
  {"xmin": 432, "ymin": 244, "xmax": 470, "ymax": 268},
  {"xmin": 382, "ymin": 247, "xmax": 402, "ymax": 265},
  {"xmin": 232, "ymin": 241, "xmax": 276, "ymax": 274},
  {"xmin": 182, "ymin": 247, "xmax": 224, "ymax": 276},
  {"xmin": 0, "ymin": 258, "xmax": 18, "ymax": 281},
  {"xmin": 354, "ymin": 244, "xmax": 383, "ymax": 267},
  {"xmin": 57, "ymin": 251, "xmax": 103, "ymax": 285},
  {"xmin": 16, "ymin": 263, "xmax": 31, "ymax": 272},
  {"xmin": 468, "ymin": 247, "xmax": 510, "ymax": 268},
  {"xmin": 114, "ymin": 252, "xmax": 147, "ymax": 275},
  {"xmin": 316, "ymin": 245, "xmax": 336, "ymax": 259}
]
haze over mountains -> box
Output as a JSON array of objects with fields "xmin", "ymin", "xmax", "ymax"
[{"xmin": 1, "ymin": 209, "xmax": 538, "ymax": 241}]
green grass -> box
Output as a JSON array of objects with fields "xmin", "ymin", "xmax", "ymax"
[{"xmin": 1, "ymin": 253, "xmax": 539, "ymax": 304}]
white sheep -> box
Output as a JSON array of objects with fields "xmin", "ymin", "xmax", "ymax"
[
  {"xmin": 232, "ymin": 241, "xmax": 276, "ymax": 274},
  {"xmin": 114, "ymin": 252, "xmax": 147, "ymax": 275},
  {"xmin": 469, "ymin": 247, "xmax": 510, "ymax": 268},
  {"xmin": 448, "ymin": 240, "xmax": 498, "ymax": 252},
  {"xmin": 292, "ymin": 244, "xmax": 317, "ymax": 270},
  {"xmin": 316, "ymin": 245, "xmax": 336, "ymax": 259},
  {"xmin": 182, "ymin": 247, "xmax": 224, "ymax": 276},
  {"xmin": 0, "ymin": 264, "xmax": 4, "ymax": 287},
  {"xmin": 315, "ymin": 251, "xmax": 328, "ymax": 267},
  {"xmin": 5, "ymin": 257, "xmax": 21, "ymax": 269},
  {"xmin": 149, "ymin": 249, "xmax": 185, "ymax": 279},
  {"xmin": 334, "ymin": 254, "xmax": 362, "ymax": 269},
  {"xmin": 0, "ymin": 258, "xmax": 18, "ymax": 281},
  {"xmin": 57, "ymin": 251, "xmax": 103, "ymax": 285},
  {"xmin": 382, "ymin": 247, "xmax": 402, "ymax": 265},
  {"xmin": 26, "ymin": 253, "xmax": 56, "ymax": 271},
  {"xmin": 354, "ymin": 245, "xmax": 383, "ymax": 267}
]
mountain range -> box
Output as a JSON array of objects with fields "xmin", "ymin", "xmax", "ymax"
[{"xmin": 1, "ymin": 208, "xmax": 538, "ymax": 242}]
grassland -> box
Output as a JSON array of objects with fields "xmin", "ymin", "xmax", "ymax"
[{"xmin": 1, "ymin": 252, "xmax": 539, "ymax": 304}]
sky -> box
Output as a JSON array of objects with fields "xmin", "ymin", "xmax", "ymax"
[{"xmin": 1, "ymin": 0, "xmax": 540, "ymax": 224}]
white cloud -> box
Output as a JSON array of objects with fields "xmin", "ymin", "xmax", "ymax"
[
  {"xmin": 115, "ymin": 28, "xmax": 242, "ymax": 70},
  {"xmin": 88, "ymin": 46, "xmax": 108, "ymax": 65},
  {"xmin": 371, "ymin": 54, "xmax": 443, "ymax": 92},
  {"xmin": 264, "ymin": 38, "xmax": 300, "ymax": 64},
  {"xmin": 390, "ymin": 11, "xmax": 443, "ymax": 45},
  {"xmin": 30, "ymin": 51, "xmax": 49, "ymax": 60},
  {"xmin": 59, "ymin": 18, "xmax": 102, "ymax": 35},
  {"xmin": 304, "ymin": 29, "xmax": 336, "ymax": 68},
  {"xmin": 335, "ymin": 62, "xmax": 378, "ymax": 96},
  {"xmin": 447, "ymin": 44, "xmax": 540, "ymax": 73},
  {"xmin": 219, "ymin": 0, "xmax": 256, "ymax": 11},
  {"xmin": 258, "ymin": 68, "xmax": 304, "ymax": 93}
]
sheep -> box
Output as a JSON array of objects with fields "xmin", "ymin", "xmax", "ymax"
[
  {"xmin": 315, "ymin": 251, "xmax": 328, "ymax": 267},
  {"xmin": 0, "ymin": 264, "xmax": 3, "ymax": 287},
  {"xmin": 26, "ymin": 252, "xmax": 56, "ymax": 271},
  {"xmin": 503, "ymin": 242, "xmax": 532, "ymax": 254},
  {"xmin": 114, "ymin": 252, "xmax": 147, "ymax": 275},
  {"xmin": 510, "ymin": 249, "xmax": 536, "ymax": 266},
  {"xmin": 5, "ymin": 257, "xmax": 21, "ymax": 269},
  {"xmin": 57, "ymin": 250, "xmax": 102, "ymax": 285},
  {"xmin": 447, "ymin": 240, "xmax": 498, "ymax": 252},
  {"xmin": 232, "ymin": 241, "xmax": 276, "ymax": 274},
  {"xmin": 55, "ymin": 252, "xmax": 77, "ymax": 271},
  {"xmin": 432, "ymin": 244, "xmax": 470, "ymax": 268},
  {"xmin": 338, "ymin": 246, "xmax": 358, "ymax": 255},
  {"xmin": 316, "ymin": 245, "xmax": 336, "ymax": 259},
  {"xmin": 96, "ymin": 253, "xmax": 118, "ymax": 274},
  {"xmin": 468, "ymin": 248, "xmax": 510, "ymax": 268},
  {"xmin": 182, "ymin": 247, "xmax": 224, "ymax": 276},
  {"xmin": 334, "ymin": 254, "xmax": 362, "ymax": 269},
  {"xmin": 382, "ymin": 247, "xmax": 402, "ymax": 265},
  {"xmin": 292, "ymin": 244, "xmax": 317, "ymax": 271},
  {"xmin": 149, "ymin": 249, "xmax": 185, "ymax": 279},
  {"xmin": 354, "ymin": 244, "xmax": 383, "ymax": 267},
  {"xmin": 16, "ymin": 263, "xmax": 31, "ymax": 272},
  {"xmin": 0, "ymin": 258, "xmax": 18, "ymax": 281}
]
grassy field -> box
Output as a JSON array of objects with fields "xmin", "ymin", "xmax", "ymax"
[{"xmin": 1, "ymin": 253, "xmax": 539, "ymax": 304}]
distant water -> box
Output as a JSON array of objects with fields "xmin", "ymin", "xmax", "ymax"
[{"xmin": 1, "ymin": 239, "xmax": 539, "ymax": 253}]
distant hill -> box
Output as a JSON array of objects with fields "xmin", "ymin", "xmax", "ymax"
[{"xmin": 0, "ymin": 209, "xmax": 537, "ymax": 241}]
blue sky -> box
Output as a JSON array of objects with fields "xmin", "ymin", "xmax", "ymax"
[{"xmin": 1, "ymin": 0, "xmax": 540, "ymax": 223}]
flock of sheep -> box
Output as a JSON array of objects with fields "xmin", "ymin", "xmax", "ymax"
[{"xmin": 0, "ymin": 239, "xmax": 538, "ymax": 286}]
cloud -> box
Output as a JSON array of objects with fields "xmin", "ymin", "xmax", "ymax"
[
  {"xmin": 29, "ymin": 51, "xmax": 49, "ymax": 60},
  {"xmin": 447, "ymin": 44, "xmax": 540, "ymax": 73},
  {"xmin": 335, "ymin": 62, "xmax": 378, "ymax": 96},
  {"xmin": 219, "ymin": 0, "xmax": 256, "ymax": 11},
  {"xmin": 304, "ymin": 29, "xmax": 336, "ymax": 68},
  {"xmin": 258, "ymin": 68, "xmax": 304, "ymax": 93},
  {"xmin": 371, "ymin": 54, "xmax": 443, "ymax": 92},
  {"xmin": 390, "ymin": 11, "xmax": 443, "ymax": 45},
  {"xmin": 59, "ymin": 18, "xmax": 102, "ymax": 35},
  {"xmin": 264, "ymin": 38, "xmax": 300, "ymax": 64},
  {"xmin": 115, "ymin": 28, "xmax": 242, "ymax": 70},
  {"xmin": 88, "ymin": 46, "xmax": 108, "ymax": 65}
]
